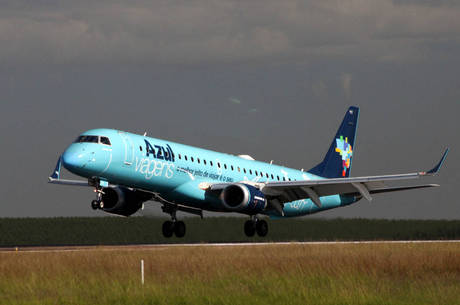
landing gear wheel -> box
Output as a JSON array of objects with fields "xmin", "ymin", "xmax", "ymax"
[
  {"xmin": 244, "ymin": 220, "xmax": 256, "ymax": 237},
  {"xmin": 256, "ymin": 219, "xmax": 268, "ymax": 237},
  {"xmin": 98, "ymin": 201, "xmax": 104, "ymax": 209},
  {"xmin": 174, "ymin": 221, "xmax": 186, "ymax": 238},
  {"xmin": 91, "ymin": 200, "xmax": 99, "ymax": 210},
  {"xmin": 162, "ymin": 221, "xmax": 175, "ymax": 238}
]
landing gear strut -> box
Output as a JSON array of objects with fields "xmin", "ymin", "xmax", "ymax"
[
  {"xmin": 91, "ymin": 186, "xmax": 104, "ymax": 210},
  {"xmin": 161, "ymin": 205, "xmax": 186, "ymax": 238},
  {"xmin": 244, "ymin": 216, "xmax": 268, "ymax": 237}
]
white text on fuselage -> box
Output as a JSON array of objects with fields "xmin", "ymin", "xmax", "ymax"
[
  {"xmin": 135, "ymin": 157, "xmax": 175, "ymax": 179},
  {"xmin": 135, "ymin": 140, "xmax": 176, "ymax": 179}
]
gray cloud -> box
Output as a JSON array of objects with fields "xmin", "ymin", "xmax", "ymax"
[
  {"xmin": 341, "ymin": 73, "xmax": 352, "ymax": 101},
  {"xmin": 1, "ymin": 0, "xmax": 460, "ymax": 65},
  {"xmin": 0, "ymin": 0, "xmax": 458, "ymax": 219}
]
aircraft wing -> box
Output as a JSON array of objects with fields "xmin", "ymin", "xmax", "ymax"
[
  {"xmin": 260, "ymin": 148, "xmax": 448, "ymax": 207},
  {"xmin": 209, "ymin": 149, "xmax": 448, "ymax": 213},
  {"xmin": 260, "ymin": 175, "xmax": 438, "ymax": 205},
  {"xmin": 48, "ymin": 156, "xmax": 90, "ymax": 187}
]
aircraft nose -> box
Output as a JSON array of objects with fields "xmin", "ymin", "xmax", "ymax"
[{"xmin": 62, "ymin": 147, "xmax": 86, "ymax": 172}]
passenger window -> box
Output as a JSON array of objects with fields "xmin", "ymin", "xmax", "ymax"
[
  {"xmin": 271, "ymin": 174, "xmax": 274, "ymax": 179},
  {"xmin": 178, "ymin": 154, "xmax": 181, "ymax": 160},
  {"xmin": 185, "ymin": 155, "xmax": 188, "ymax": 161},
  {"xmin": 255, "ymin": 170, "xmax": 258, "ymax": 176},
  {"xmin": 283, "ymin": 177, "xmax": 286, "ymax": 181},
  {"xmin": 249, "ymin": 170, "xmax": 253, "ymax": 175},
  {"xmin": 197, "ymin": 158, "xmax": 200, "ymax": 164},
  {"xmin": 218, "ymin": 162, "xmax": 221, "ymax": 168},
  {"xmin": 210, "ymin": 161, "xmax": 213, "ymax": 166},
  {"xmin": 266, "ymin": 173, "xmax": 269, "ymax": 178},
  {"xmin": 238, "ymin": 167, "xmax": 241, "ymax": 172},
  {"xmin": 204, "ymin": 160, "xmax": 207, "ymax": 165},
  {"xmin": 231, "ymin": 165, "xmax": 234, "ymax": 171},
  {"xmin": 224, "ymin": 164, "xmax": 227, "ymax": 169},
  {"xmin": 243, "ymin": 168, "xmax": 247, "ymax": 174},
  {"xmin": 191, "ymin": 157, "xmax": 194, "ymax": 162},
  {"xmin": 139, "ymin": 146, "xmax": 143, "ymax": 151},
  {"xmin": 277, "ymin": 176, "xmax": 280, "ymax": 180}
]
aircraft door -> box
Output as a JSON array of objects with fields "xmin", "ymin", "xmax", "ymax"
[{"xmin": 119, "ymin": 131, "xmax": 134, "ymax": 166}]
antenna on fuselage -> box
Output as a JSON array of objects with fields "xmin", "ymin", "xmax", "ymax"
[{"xmin": 143, "ymin": 132, "xmax": 147, "ymax": 136}]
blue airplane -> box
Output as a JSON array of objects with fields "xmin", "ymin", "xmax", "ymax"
[{"xmin": 49, "ymin": 106, "xmax": 448, "ymax": 238}]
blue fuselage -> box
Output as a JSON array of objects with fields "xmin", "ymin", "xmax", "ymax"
[{"xmin": 62, "ymin": 129, "xmax": 357, "ymax": 217}]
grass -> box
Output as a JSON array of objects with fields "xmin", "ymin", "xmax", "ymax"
[{"xmin": 0, "ymin": 242, "xmax": 459, "ymax": 304}]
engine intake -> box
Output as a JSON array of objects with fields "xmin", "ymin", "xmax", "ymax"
[
  {"xmin": 221, "ymin": 183, "xmax": 267, "ymax": 214},
  {"xmin": 101, "ymin": 186, "xmax": 151, "ymax": 216}
]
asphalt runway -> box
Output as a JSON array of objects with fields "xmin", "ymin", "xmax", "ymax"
[{"xmin": 0, "ymin": 240, "xmax": 459, "ymax": 253}]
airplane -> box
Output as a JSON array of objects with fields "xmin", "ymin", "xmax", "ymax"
[{"xmin": 49, "ymin": 106, "xmax": 448, "ymax": 238}]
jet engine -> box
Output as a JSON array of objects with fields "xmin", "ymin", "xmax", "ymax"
[
  {"xmin": 220, "ymin": 183, "xmax": 267, "ymax": 214},
  {"xmin": 100, "ymin": 186, "xmax": 151, "ymax": 216}
]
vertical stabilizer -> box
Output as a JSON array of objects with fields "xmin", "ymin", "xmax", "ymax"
[{"xmin": 308, "ymin": 106, "xmax": 359, "ymax": 178}]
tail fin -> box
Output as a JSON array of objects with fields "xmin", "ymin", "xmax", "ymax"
[{"xmin": 308, "ymin": 106, "xmax": 359, "ymax": 178}]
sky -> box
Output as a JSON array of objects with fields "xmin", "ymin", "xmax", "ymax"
[{"xmin": 1, "ymin": 0, "xmax": 459, "ymax": 219}]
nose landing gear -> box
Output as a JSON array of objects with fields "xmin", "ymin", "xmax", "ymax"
[
  {"xmin": 244, "ymin": 216, "xmax": 268, "ymax": 237},
  {"xmin": 91, "ymin": 186, "xmax": 105, "ymax": 210}
]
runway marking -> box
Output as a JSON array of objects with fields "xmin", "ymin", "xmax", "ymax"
[{"xmin": 0, "ymin": 240, "xmax": 459, "ymax": 253}]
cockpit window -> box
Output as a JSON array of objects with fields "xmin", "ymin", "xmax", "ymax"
[
  {"xmin": 100, "ymin": 137, "xmax": 111, "ymax": 145},
  {"xmin": 75, "ymin": 135, "xmax": 98, "ymax": 143},
  {"xmin": 74, "ymin": 135, "xmax": 111, "ymax": 146}
]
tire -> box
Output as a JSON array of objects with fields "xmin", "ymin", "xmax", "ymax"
[
  {"xmin": 91, "ymin": 200, "xmax": 99, "ymax": 210},
  {"xmin": 256, "ymin": 219, "xmax": 268, "ymax": 237},
  {"xmin": 174, "ymin": 221, "xmax": 186, "ymax": 238},
  {"xmin": 244, "ymin": 220, "xmax": 256, "ymax": 237},
  {"xmin": 99, "ymin": 201, "xmax": 104, "ymax": 209},
  {"xmin": 174, "ymin": 221, "xmax": 185, "ymax": 238},
  {"xmin": 162, "ymin": 221, "xmax": 175, "ymax": 238}
]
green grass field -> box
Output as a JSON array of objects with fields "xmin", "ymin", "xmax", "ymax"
[{"xmin": 1, "ymin": 242, "xmax": 459, "ymax": 305}]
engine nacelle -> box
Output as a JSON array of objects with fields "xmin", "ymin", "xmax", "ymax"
[
  {"xmin": 221, "ymin": 183, "xmax": 267, "ymax": 214},
  {"xmin": 101, "ymin": 186, "xmax": 150, "ymax": 216}
]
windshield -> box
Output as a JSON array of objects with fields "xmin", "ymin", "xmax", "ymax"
[
  {"xmin": 75, "ymin": 135, "xmax": 98, "ymax": 143},
  {"xmin": 74, "ymin": 135, "xmax": 111, "ymax": 145}
]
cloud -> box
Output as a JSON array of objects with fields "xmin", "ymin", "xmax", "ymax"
[
  {"xmin": 341, "ymin": 73, "xmax": 352, "ymax": 100},
  {"xmin": 311, "ymin": 80, "xmax": 328, "ymax": 99},
  {"xmin": 228, "ymin": 97, "xmax": 241, "ymax": 104},
  {"xmin": 0, "ymin": 0, "xmax": 459, "ymax": 65}
]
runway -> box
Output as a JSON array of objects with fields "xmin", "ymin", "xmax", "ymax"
[{"xmin": 0, "ymin": 240, "xmax": 459, "ymax": 253}]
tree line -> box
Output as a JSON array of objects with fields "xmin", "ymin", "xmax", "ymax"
[{"xmin": 0, "ymin": 217, "xmax": 459, "ymax": 246}]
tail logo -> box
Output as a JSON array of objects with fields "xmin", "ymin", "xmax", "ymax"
[{"xmin": 335, "ymin": 136, "xmax": 353, "ymax": 177}]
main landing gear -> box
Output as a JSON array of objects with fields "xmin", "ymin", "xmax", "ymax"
[
  {"xmin": 244, "ymin": 216, "xmax": 268, "ymax": 237},
  {"xmin": 162, "ymin": 220, "xmax": 186, "ymax": 238},
  {"xmin": 161, "ymin": 204, "xmax": 186, "ymax": 238}
]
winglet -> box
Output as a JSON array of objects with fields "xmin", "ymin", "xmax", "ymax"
[
  {"xmin": 49, "ymin": 156, "xmax": 62, "ymax": 181},
  {"xmin": 426, "ymin": 148, "xmax": 449, "ymax": 175}
]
